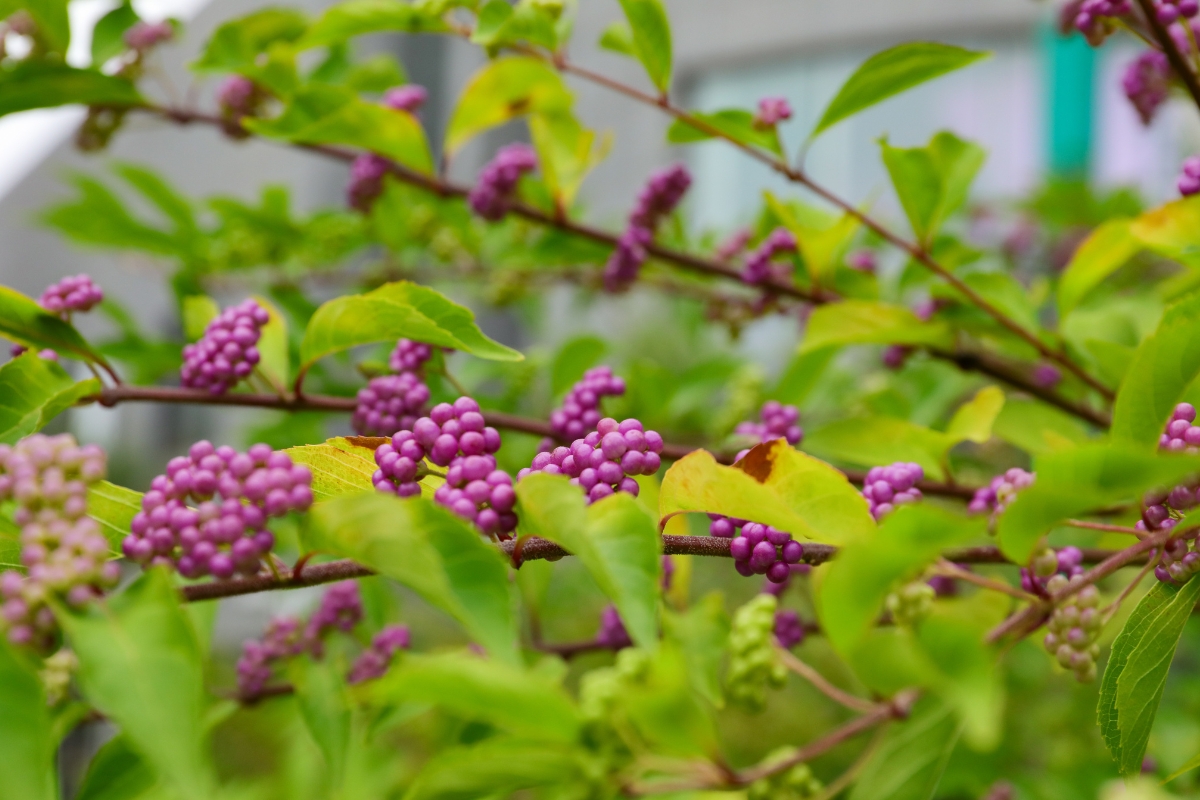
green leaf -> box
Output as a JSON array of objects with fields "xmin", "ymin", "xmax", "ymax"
[
  {"xmin": 472, "ymin": 0, "xmax": 558, "ymax": 50},
  {"xmin": 20, "ymin": 0, "xmax": 71, "ymax": 53},
  {"xmin": 849, "ymin": 697, "xmax": 960, "ymax": 800},
  {"xmin": 662, "ymin": 592, "xmax": 729, "ymax": 706},
  {"xmin": 659, "ymin": 439, "xmax": 875, "ymax": 545},
  {"xmin": 1098, "ymin": 578, "xmax": 1200, "ymax": 775},
  {"xmin": 0, "ymin": 353, "xmax": 80, "ymax": 443},
  {"xmin": 310, "ymin": 494, "xmax": 520, "ymax": 665},
  {"xmin": 804, "ymin": 417, "xmax": 955, "ymax": 482},
  {"xmin": 813, "ymin": 43, "xmax": 988, "ymax": 137},
  {"xmin": 192, "ymin": 7, "xmax": 308, "ymax": 75},
  {"xmin": 528, "ymin": 110, "xmax": 612, "ymax": 207},
  {"xmin": 402, "ymin": 736, "xmax": 585, "ymax": 800},
  {"xmin": 1130, "ymin": 195, "xmax": 1200, "ymax": 268},
  {"xmin": 623, "ymin": 642, "xmax": 720, "ymax": 758},
  {"xmin": 444, "ymin": 56, "xmax": 572, "ymax": 154},
  {"xmin": 1112, "ymin": 289, "xmax": 1200, "ymax": 448},
  {"xmin": 41, "ymin": 175, "xmax": 187, "ymax": 258},
  {"xmin": 617, "ymin": 0, "xmax": 672, "ymax": 92},
  {"xmin": 298, "ymin": 0, "xmax": 449, "ymax": 49},
  {"xmin": 251, "ymin": 294, "xmax": 290, "ymax": 393},
  {"xmin": 944, "ymin": 386, "xmax": 1004, "ymax": 444},
  {"xmin": 666, "ymin": 109, "xmax": 781, "ymax": 156},
  {"xmin": 285, "ymin": 438, "xmax": 378, "ymax": 500},
  {"xmin": 88, "ymin": 480, "xmax": 143, "ymax": 551},
  {"xmin": 998, "ymin": 443, "xmax": 1200, "ymax": 562},
  {"xmin": 92, "ymin": 2, "xmax": 141, "ymax": 65},
  {"xmin": 517, "ymin": 475, "xmax": 662, "ymax": 647},
  {"xmin": 598, "ymin": 21, "xmax": 636, "ymax": 56},
  {"xmin": 0, "ymin": 61, "xmax": 142, "ymax": 117},
  {"xmin": 817, "ymin": 504, "xmax": 984, "ymax": 656},
  {"xmin": 59, "ymin": 569, "xmax": 215, "ymax": 800},
  {"xmin": 880, "ymin": 131, "xmax": 985, "ymax": 245},
  {"xmin": 75, "ymin": 735, "xmax": 155, "ymax": 800},
  {"xmin": 368, "ymin": 652, "xmax": 581, "ymax": 743},
  {"xmin": 114, "ymin": 163, "xmax": 198, "ymax": 239},
  {"xmin": 0, "ymin": 640, "xmax": 56, "ymax": 800},
  {"xmin": 299, "ymin": 281, "xmax": 522, "ymax": 376},
  {"xmin": 181, "ymin": 296, "xmax": 219, "ymax": 342},
  {"xmin": 550, "ymin": 335, "xmax": 607, "ymax": 394},
  {"xmin": 801, "ymin": 300, "xmax": 955, "ymax": 354},
  {"xmin": 246, "ymin": 84, "xmax": 432, "ymax": 172},
  {"xmin": 1057, "ymin": 219, "xmax": 1140, "ymax": 320},
  {"xmin": 0, "ymin": 286, "xmax": 112, "ymax": 370},
  {"xmin": 289, "ymin": 657, "xmax": 351, "ymax": 786}
]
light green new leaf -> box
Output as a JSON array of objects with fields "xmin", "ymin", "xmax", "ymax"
[
  {"xmin": 516, "ymin": 475, "xmax": 661, "ymax": 648},
  {"xmin": 88, "ymin": 480, "xmax": 143, "ymax": 551},
  {"xmin": 659, "ymin": 439, "xmax": 874, "ymax": 545},
  {"xmin": 598, "ymin": 21, "xmax": 636, "ymax": 56},
  {"xmin": 1112, "ymin": 289, "xmax": 1200, "ymax": 448},
  {"xmin": 59, "ymin": 569, "xmax": 214, "ymax": 800},
  {"xmin": 403, "ymin": 736, "xmax": 585, "ymax": 800},
  {"xmin": 311, "ymin": 494, "xmax": 519, "ymax": 664},
  {"xmin": 763, "ymin": 191, "xmax": 860, "ymax": 284},
  {"xmin": 0, "ymin": 640, "xmax": 56, "ymax": 800},
  {"xmin": 285, "ymin": 438, "xmax": 377, "ymax": 499},
  {"xmin": 289, "ymin": 657, "xmax": 351, "ymax": 786},
  {"xmin": 251, "ymin": 294, "xmax": 290, "ymax": 394},
  {"xmin": 91, "ymin": 2, "xmax": 141, "ymax": 66},
  {"xmin": 74, "ymin": 735, "xmax": 155, "ymax": 800},
  {"xmin": 445, "ymin": 57, "xmax": 572, "ymax": 154},
  {"xmin": 299, "ymin": 281, "xmax": 522, "ymax": 375},
  {"xmin": 850, "ymin": 697, "xmax": 960, "ymax": 800},
  {"xmin": 880, "ymin": 131, "xmax": 985, "ymax": 245},
  {"xmin": 813, "ymin": 43, "xmax": 988, "ymax": 136},
  {"xmin": 662, "ymin": 593, "xmax": 729, "ymax": 706},
  {"xmin": 0, "ymin": 353, "xmax": 89, "ymax": 444},
  {"xmin": 0, "ymin": 286, "xmax": 112, "ymax": 369},
  {"xmin": 551, "ymin": 335, "xmax": 607, "ymax": 394},
  {"xmin": 16, "ymin": 0, "xmax": 70, "ymax": 53},
  {"xmin": 804, "ymin": 417, "xmax": 955, "ymax": 482},
  {"xmin": 472, "ymin": 0, "xmax": 558, "ymax": 50},
  {"xmin": 181, "ymin": 296, "xmax": 219, "ymax": 342},
  {"xmin": 993, "ymin": 397, "xmax": 1091, "ymax": 456},
  {"xmin": 817, "ymin": 504, "xmax": 984, "ymax": 656},
  {"xmin": 666, "ymin": 109, "xmax": 781, "ymax": 156},
  {"xmin": 529, "ymin": 110, "xmax": 612, "ymax": 207},
  {"xmin": 192, "ymin": 7, "xmax": 308, "ymax": 75},
  {"xmin": 998, "ymin": 444, "xmax": 1200, "ymax": 562},
  {"xmin": 1057, "ymin": 219, "xmax": 1139, "ymax": 320},
  {"xmin": 617, "ymin": 0, "xmax": 672, "ymax": 92},
  {"xmin": 1130, "ymin": 195, "xmax": 1200, "ymax": 268},
  {"xmin": 368, "ymin": 652, "xmax": 581, "ymax": 743},
  {"xmin": 623, "ymin": 642, "xmax": 720, "ymax": 758},
  {"xmin": 299, "ymin": 0, "xmax": 449, "ymax": 48},
  {"xmin": 945, "ymin": 386, "xmax": 1004, "ymax": 444},
  {"xmin": 801, "ymin": 300, "xmax": 955, "ymax": 354},
  {"xmin": 1098, "ymin": 578, "xmax": 1200, "ymax": 775}
]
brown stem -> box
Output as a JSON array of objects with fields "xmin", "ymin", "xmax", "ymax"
[
  {"xmin": 1134, "ymin": 0, "xmax": 1200, "ymax": 109},
  {"xmin": 1064, "ymin": 519, "xmax": 1147, "ymax": 537},
  {"xmin": 774, "ymin": 646, "xmax": 878, "ymax": 713}
]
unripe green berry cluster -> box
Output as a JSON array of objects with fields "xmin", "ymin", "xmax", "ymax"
[
  {"xmin": 727, "ymin": 594, "xmax": 787, "ymax": 712},
  {"xmin": 1043, "ymin": 579, "xmax": 1102, "ymax": 683},
  {"xmin": 747, "ymin": 757, "xmax": 823, "ymax": 800},
  {"xmin": 885, "ymin": 581, "xmax": 935, "ymax": 626}
]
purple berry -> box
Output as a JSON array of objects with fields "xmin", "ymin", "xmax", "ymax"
[{"xmin": 468, "ymin": 144, "xmax": 538, "ymax": 221}]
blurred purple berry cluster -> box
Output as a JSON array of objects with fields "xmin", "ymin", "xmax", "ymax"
[
  {"xmin": 709, "ymin": 515, "xmax": 804, "ymax": 583},
  {"xmin": 1180, "ymin": 156, "xmax": 1200, "ymax": 196},
  {"xmin": 181, "ymin": 299, "xmax": 268, "ymax": 395},
  {"xmin": 347, "ymin": 153, "xmax": 392, "ymax": 212},
  {"xmin": 389, "ymin": 338, "xmax": 434, "ymax": 373},
  {"xmin": 1072, "ymin": 0, "xmax": 1131, "ymax": 44},
  {"xmin": 0, "ymin": 435, "xmax": 115, "ymax": 650},
  {"xmin": 434, "ymin": 455, "xmax": 518, "ymax": 538},
  {"xmin": 39, "ymin": 274, "xmax": 103, "ymax": 315},
  {"xmin": 123, "ymin": 20, "xmax": 173, "ymax": 51},
  {"xmin": 348, "ymin": 625, "xmax": 411, "ymax": 683},
  {"xmin": 1020, "ymin": 546, "xmax": 1083, "ymax": 595},
  {"xmin": 383, "ymin": 84, "xmax": 427, "ymax": 113},
  {"xmin": 353, "ymin": 372, "xmax": 431, "ymax": 437},
  {"xmin": 754, "ymin": 96, "xmax": 792, "ymax": 127},
  {"xmin": 468, "ymin": 143, "xmax": 538, "ymax": 221},
  {"xmin": 741, "ymin": 227, "xmax": 797, "ymax": 285},
  {"xmin": 122, "ymin": 441, "xmax": 313, "ymax": 580},
  {"xmin": 236, "ymin": 616, "xmax": 308, "ymax": 697},
  {"xmin": 595, "ymin": 604, "xmax": 632, "ymax": 649},
  {"xmin": 773, "ymin": 609, "xmax": 805, "ymax": 649},
  {"xmin": 604, "ymin": 164, "xmax": 692, "ymax": 291},
  {"xmin": 733, "ymin": 400, "xmax": 802, "ymax": 460},
  {"xmin": 548, "ymin": 366, "xmax": 627, "ymax": 441},
  {"xmin": 968, "ymin": 468, "xmax": 1035, "ymax": 515},
  {"xmin": 861, "ymin": 462, "xmax": 924, "ymax": 520},
  {"xmin": 519, "ymin": 417, "xmax": 663, "ymax": 503},
  {"xmin": 1123, "ymin": 51, "xmax": 1171, "ymax": 125},
  {"xmin": 217, "ymin": 75, "xmax": 263, "ymax": 121}
]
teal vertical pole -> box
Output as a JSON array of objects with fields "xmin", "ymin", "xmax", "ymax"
[{"xmin": 1042, "ymin": 21, "xmax": 1097, "ymax": 177}]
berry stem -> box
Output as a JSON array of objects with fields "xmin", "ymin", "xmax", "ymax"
[
  {"xmin": 773, "ymin": 645, "xmax": 878, "ymax": 713},
  {"xmin": 1133, "ymin": 0, "xmax": 1200, "ymax": 110},
  {"xmin": 1063, "ymin": 519, "xmax": 1149, "ymax": 538},
  {"xmin": 932, "ymin": 558, "xmax": 1037, "ymax": 601}
]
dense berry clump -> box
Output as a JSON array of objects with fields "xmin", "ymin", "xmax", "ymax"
[
  {"xmin": 352, "ymin": 372, "xmax": 430, "ymax": 436},
  {"xmin": 754, "ymin": 96, "xmax": 792, "ymax": 127},
  {"xmin": 727, "ymin": 594, "xmax": 787, "ymax": 712},
  {"xmin": 389, "ymin": 338, "xmax": 434, "ymax": 373},
  {"xmin": 595, "ymin": 605, "xmax": 632, "ymax": 649},
  {"xmin": 861, "ymin": 462, "xmax": 924, "ymax": 520},
  {"xmin": 122, "ymin": 441, "xmax": 313, "ymax": 579},
  {"xmin": 710, "ymin": 515, "xmax": 803, "ymax": 583},
  {"xmin": 1180, "ymin": 156, "xmax": 1200, "ymax": 197},
  {"xmin": 549, "ymin": 366, "xmax": 627, "ymax": 441},
  {"xmin": 383, "ymin": 84, "xmax": 427, "ymax": 113},
  {"xmin": 348, "ymin": 625, "xmax": 411, "ymax": 683},
  {"xmin": 604, "ymin": 164, "xmax": 692, "ymax": 291},
  {"xmin": 773, "ymin": 610, "xmax": 805, "ymax": 649},
  {"xmin": 468, "ymin": 144, "xmax": 538, "ymax": 221},
  {"xmin": 968, "ymin": 468, "xmax": 1035, "ymax": 515},
  {"xmin": 1123, "ymin": 50, "xmax": 1172, "ymax": 126},
  {"xmin": 1020, "ymin": 546, "xmax": 1084, "ymax": 596},
  {"xmin": 1043, "ymin": 582, "xmax": 1102, "ymax": 683},
  {"xmin": 518, "ymin": 417, "xmax": 663, "ymax": 503},
  {"xmin": 433, "ymin": 455, "xmax": 518, "ymax": 538},
  {"xmin": 734, "ymin": 400, "xmax": 803, "ymax": 459},
  {"xmin": 1073, "ymin": 0, "xmax": 1130, "ymax": 44},
  {"xmin": 741, "ymin": 227, "xmax": 797, "ymax": 285},
  {"xmin": 181, "ymin": 299, "xmax": 269, "ymax": 394},
  {"xmin": 39, "ymin": 274, "xmax": 103, "ymax": 315},
  {"xmin": 0, "ymin": 435, "xmax": 115, "ymax": 650},
  {"xmin": 346, "ymin": 153, "xmax": 391, "ymax": 212},
  {"xmin": 1160, "ymin": 403, "xmax": 1200, "ymax": 450}
]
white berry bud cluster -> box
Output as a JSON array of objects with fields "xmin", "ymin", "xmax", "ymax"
[
  {"xmin": 885, "ymin": 581, "xmax": 935, "ymax": 626},
  {"xmin": 727, "ymin": 594, "xmax": 787, "ymax": 712},
  {"xmin": 1043, "ymin": 581, "xmax": 1102, "ymax": 683},
  {"xmin": 0, "ymin": 434, "xmax": 116, "ymax": 651}
]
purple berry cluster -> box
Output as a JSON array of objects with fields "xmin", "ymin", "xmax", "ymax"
[
  {"xmin": 1042, "ymin": 573, "xmax": 1101, "ymax": 683},
  {"xmin": 468, "ymin": 144, "xmax": 539, "ymax": 221},
  {"xmin": 595, "ymin": 604, "xmax": 632, "ymax": 649},
  {"xmin": 372, "ymin": 430, "xmax": 428, "ymax": 497},
  {"xmin": 549, "ymin": 366, "xmax": 627, "ymax": 441},
  {"xmin": 306, "ymin": 580, "xmax": 364, "ymax": 647},
  {"xmin": 1154, "ymin": 0, "xmax": 1200, "ymax": 23},
  {"xmin": 1073, "ymin": 0, "xmax": 1130, "ymax": 44},
  {"xmin": 1159, "ymin": 403, "xmax": 1200, "ymax": 449},
  {"xmin": 346, "ymin": 153, "xmax": 391, "ymax": 212},
  {"xmin": 1020, "ymin": 546, "xmax": 1084, "ymax": 596},
  {"xmin": 518, "ymin": 418, "xmax": 664, "ymax": 503},
  {"xmin": 845, "ymin": 250, "xmax": 877, "ymax": 273},
  {"xmin": 733, "ymin": 400, "xmax": 803, "ymax": 460},
  {"xmin": 0, "ymin": 435, "xmax": 115, "ymax": 650},
  {"xmin": 709, "ymin": 515, "xmax": 804, "ymax": 583},
  {"xmin": 742, "ymin": 228, "xmax": 798, "ymax": 285},
  {"xmin": 122, "ymin": 441, "xmax": 313, "ymax": 580},
  {"xmin": 861, "ymin": 462, "xmax": 924, "ymax": 520},
  {"xmin": 180, "ymin": 299, "xmax": 268, "ymax": 395},
  {"xmin": 772, "ymin": 609, "xmax": 805, "ymax": 649},
  {"xmin": 217, "ymin": 75, "xmax": 263, "ymax": 121},
  {"xmin": 383, "ymin": 84, "xmax": 427, "ymax": 113},
  {"xmin": 1123, "ymin": 51, "xmax": 1172, "ymax": 126},
  {"xmin": 604, "ymin": 164, "xmax": 692, "ymax": 291},
  {"xmin": 968, "ymin": 468, "xmax": 1035, "ymax": 515},
  {"xmin": 348, "ymin": 625, "xmax": 411, "ymax": 683},
  {"xmin": 716, "ymin": 228, "xmax": 752, "ymax": 261},
  {"xmin": 389, "ymin": 338, "xmax": 434, "ymax": 373},
  {"xmin": 39, "ymin": 274, "xmax": 103, "ymax": 315},
  {"xmin": 1180, "ymin": 156, "xmax": 1200, "ymax": 197},
  {"xmin": 433, "ymin": 456, "xmax": 518, "ymax": 538},
  {"xmin": 123, "ymin": 20, "xmax": 173, "ymax": 51},
  {"xmin": 352, "ymin": 372, "xmax": 430, "ymax": 437},
  {"xmin": 1032, "ymin": 363, "xmax": 1063, "ymax": 389},
  {"xmin": 237, "ymin": 616, "xmax": 308, "ymax": 697},
  {"xmin": 755, "ymin": 97, "xmax": 792, "ymax": 127}
]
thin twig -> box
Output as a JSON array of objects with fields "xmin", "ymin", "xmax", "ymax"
[
  {"xmin": 812, "ymin": 724, "xmax": 891, "ymax": 800},
  {"xmin": 774, "ymin": 646, "xmax": 878, "ymax": 713},
  {"xmin": 1133, "ymin": 0, "xmax": 1200, "ymax": 109},
  {"xmin": 932, "ymin": 559, "xmax": 1035, "ymax": 601},
  {"xmin": 1102, "ymin": 552, "xmax": 1159, "ymax": 622},
  {"xmin": 1064, "ymin": 519, "xmax": 1147, "ymax": 538}
]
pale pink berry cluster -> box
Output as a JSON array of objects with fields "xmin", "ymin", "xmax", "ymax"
[
  {"xmin": 549, "ymin": 366, "xmax": 627, "ymax": 441},
  {"xmin": 180, "ymin": 299, "xmax": 268, "ymax": 394},
  {"xmin": 468, "ymin": 143, "xmax": 539, "ymax": 221},
  {"xmin": 733, "ymin": 400, "xmax": 802, "ymax": 460},
  {"xmin": 122, "ymin": 441, "xmax": 313, "ymax": 580},
  {"xmin": 709, "ymin": 515, "xmax": 803, "ymax": 583},
  {"xmin": 433, "ymin": 455, "xmax": 518, "ymax": 538},
  {"xmin": 861, "ymin": 462, "xmax": 924, "ymax": 520},
  {"xmin": 352, "ymin": 372, "xmax": 431, "ymax": 437},
  {"xmin": 754, "ymin": 96, "xmax": 792, "ymax": 127},
  {"xmin": 0, "ymin": 435, "xmax": 115, "ymax": 650},
  {"xmin": 39, "ymin": 274, "xmax": 104, "ymax": 315},
  {"xmin": 123, "ymin": 20, "xmax": 173, "ymax": 51},
  {"xmin": 519, "ymin": 418, "xmax": 663, "ymax": 503},
  {"xmin": 968, "ymin": 468, "xmax": 1035, "ymax": 515}
]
